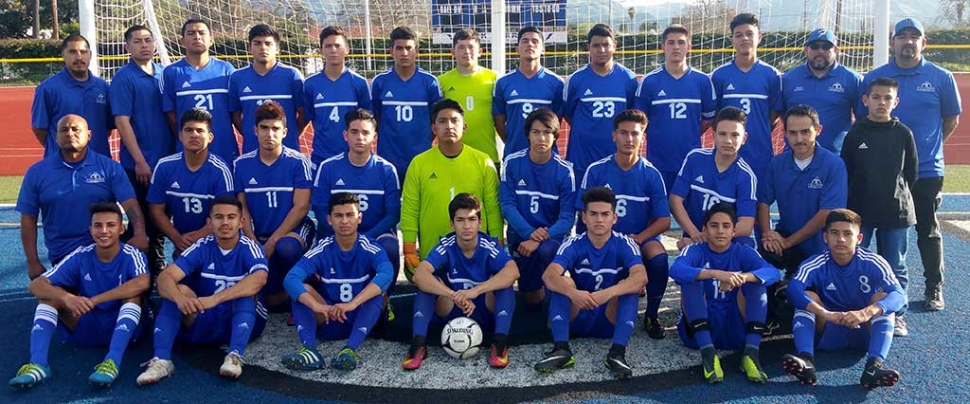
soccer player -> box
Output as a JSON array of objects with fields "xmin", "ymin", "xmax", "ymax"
[
  {"xmin": 304, "ymin": 25, "xmax": 371, "ymax": 166},
  {"xmin": 234, "ymin": 101, "xmax": 315, "ymax": 311},
  {"xmin": 500, "ymin": 108, "xmax": 576, "ymax": 308},
  {"xmin": 9, "ymin": 203, "xmax": 149, "ymax": 389},
  {"xmin": 162, "ymin": 19, "xmax": 238, "ymax": 162},
  {"xmin": 534, "ymin": 187, "xmax": 646, "ymax": 379},
  {"xmin": 401, "ymin": 99, "xmax": 503, "ymax": 281},
  {"xmin": 711, "ymin": 13, "xmax": 784, "ymax": 181},
  {"xmin": 781, "ymin": 28, "xmax": 862, "ymax": 154},
  {"xmin": 671, "ymin": 107, "xmax": 757, "ymax": 250},
  {"xmin": 281, "ymin": 193, "xmax": 394, "ymax": 371},
  {"xmin": 370, "ymin": 26, "xmax": 443, "ymax": 182},
  {"xmin": 148, "ymin": 108, "xmax": 235, "ymax": 256},
  {"xmin": 860, "ymin": 18, "xmax": 962, "ymax": 312},
  {"xmin": 403, "ymin": 193, "xmax": 518, "ymax": 370},
  {"xmin": 562, "ymin": 24, "xmax": 638, "ymax": 182},
  {"xmin": 783, "ymin": 209, "xmax": 905, "ymax": 388},
  {"xmin": 31, "ymin": 34, "xmax": 112, "ymax": 158},
  {"xmin": 757, "ymin": 105, "xmax": 847, "ymax": 277},
  {"xmin": 493, "ymin": 26, "xmax": 565, "ymax": 159},
  {"xmin": 18, "ymin": 115, "xmax": 148, "ymax": 279},
  {"xmin": 635, "ymin": 24, "xmax": 717, "ymax": 190},
  {"xmin": 671, "ymin": 203, "xmax": 780, "ymax": 384},
  {"xmin": 438, "ymin": 28, "xmax": 500, "ymax": 164},
  {"xmin": 577, "ymin": 109, "xmax": 670, "ymax": 339},
  {"xmin": 136, "ymin": 196, "xmax": 269, "ymax": 385},
  {"xmin": 229, "ymin": 24, "xmax": 307, "ymax": 153}
]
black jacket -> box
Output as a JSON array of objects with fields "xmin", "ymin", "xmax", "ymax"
[{"xmin": 841, "ymin": 116, "xmax": 917, "ymax": 228}]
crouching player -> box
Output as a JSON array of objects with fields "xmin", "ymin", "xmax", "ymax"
[
  {"xmin": 534, "ymin": 187, "xmax": 647, "ymax": 379},
  {"xmin": 10, "ymin": 202, "xmax": 149, "ymax": 389},
  {"xmin": 403, "ymin": 193, "xmax": 519, "ymax": 370},
  {"xmin": 137, "ymin": 196, "xmax": 269, "ymax": 385},
  {"xmin": 281, "ymin": 193, "xmax": 393, "ymax": 371},
  {"xmin": 670, "ymin": 203, "xmax": 780, "ymax": 384},
  {"xmin": 783, "ymin": 209, "xmax": 905, "ymax": 388}
]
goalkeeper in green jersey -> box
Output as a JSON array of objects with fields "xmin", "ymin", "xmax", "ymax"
[{"xmin": 437, "ymin": 28, "xmax": 500, "ymax": 165}]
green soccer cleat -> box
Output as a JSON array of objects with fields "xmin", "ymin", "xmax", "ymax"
[
  {"xmin": 739, "ymin": 352, "xmax": 768, "ymax": 384},
  {"xmin": 88, "ymin": 359, "xmax": 119, "ymax": 387},
  {"xmin": 701, "ymin": 349, "xmax": 723, "ymax": 384},
  {"xmin": 332, "ymin": 347, "xmax": 361, "ymax": 371},
  {"xmin": 282, "ymin": 347, "xmax": 326, "ymax": 371},
  {"xmin": 9, "ymin": 363, "xmax": 50, "ymax": 389},
  {"xmin": 534, "ymin": 346, "xmax": 575, "ymax": 373}
]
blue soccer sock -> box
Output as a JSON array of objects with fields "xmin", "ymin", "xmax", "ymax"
[
  {"xmin": 153, "ymin": 300, "xmax": 183, "ymax": 360},
  {"xmin": 645, "ymin": 253, "xmax": 669, "ymax": 318},
  {"xmin": 868, "ymin": 313, "xmax": 895, "ymax": 361},
  {"xmin": 493, "ymin": 287, "xmax": 516, "ymax": 335},
  {"xmin": 549, "ymin": 292, "xmax": 571, "ymax": 343},
  {"xmin": 411, "ymin": 291, "xmax": 436, "ymax": 338},
  {"xmin": 104, "ymin": 302, "xmax": 141, "ymax": 366},
  {"xmin": 681, "ymin": 281, "xmax": 712, "ymax": 349},
  {"xmin": 612, "ymin": 294, "xmax": 639, "ymax": 347},
  {"xmin": 228, "ymin": 297, "xmax": 257, "ymax": 356},
  {"xmin": 29, "ymin": 303, "xmax": 58, "ymax": 367},
  {"xmin": 741, "ymin": 282, "xmax": 768, "ymax": 348},
  {"xmin": 292, "ymin": 298, "xmax": 318, "ymax": 350},
  {"xmin": 347, "ymin": 295, "xmax": 383, "ymax": 350},
  {"xmin": 792, "ymin": 309, "xmax": 816, "ymax": 356},
  {"xmin": 377, "ymin": 236, "xmax": 401, "ymax": 294}
]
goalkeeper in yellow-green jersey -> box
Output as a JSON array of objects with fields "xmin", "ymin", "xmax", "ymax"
[
  {"xmin": 401, "ymin": 99, "xmax": 503, "ymax": 280},
  {"xmin": 437, "ymin": 28, "xmax": 500, "ymax": 164}
]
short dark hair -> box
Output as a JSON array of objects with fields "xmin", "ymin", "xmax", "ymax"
[
  {"xmin": 452, "ymin": 28, "xmax": 480, "ymax": 47},
  {"xmin": 784, "ymin": 105, "xmax": 821, "ymax": 130},
  {"xmin": 587, "ymin": 23, "xmax": 614, "ymax": 43},
  {"xmin": 90, "ymin": 202, "xmax": 123, "ymax": 222},
  {"xmin": 662, "ymin": 24, "xmax": 691, "ymax": 42},
  {"xmin": 867, "ymin": 77, "xmax": 899, "ymax": 94},
  {"xmin": 525, "ymin": 108, "xmax": 560, "ymax": 141},
  {"xmin": 825, "ymin": 209, "xmax": 862, "ymax": 230},
  {"xmin": 319, "ymin": 25, "xmax": 347, "ymax": 47},
  {"xmin": 517, "ymin": 26, "xmax": 543, "ymax": 43},
  {"xmin": 431, "ymin": 98, "xmax": 464, "ymax": 123},
  {"xmin": 714, "ymin": 107, "xmax": 747, "ymax": 127},
  {"xmin": 730, "ymin": 13, "xmax": 760, "ymax": 32},
  {"xmin": 255, "ymin": 101, "xmax": 287, "ymax": 126},
  {"xmin": 212, "ymin": 195, "xmax": 242, "ymax": 213},
  {"xmin": 582, "ymin": 187, "xmax": 616, "ymax": 211},
  {"xmin": 703, "ymin": 203, "xmax": 737, "ymax": 226},
  {"xmin": 180, "ymin": 107, "xmax": 212, "ymax": 131},
  {"xmin": 124, "ymin": 25, "xmax": 152, "ymax": 42},
  {"xmin": 390, "ymin": 26, "xmax": 417, "ymax": 43},
  {"xmin": 61, "ymin": 34, "xmax": 90, "ymax": 52},
  {"xmin": 344, "ymin": 108, "xmax": 377, "ymax": 130},
  {"xmin": 613, "ymin": 109, "xmax": 648, "ymax": 130},
  {"xmin": 181, "ymin": 18, "xmax": 210, "ymax": 37},
  {"xmin": 449, "ymin": 193, "xmax": 481, "ymax": 220},
  {"xmin": 329, "ymin": 192, "xmax": 360, "ymax": 213},
  {"xmin": 248, "ymin": 23, "xmax": 280, "ymax": 43}
]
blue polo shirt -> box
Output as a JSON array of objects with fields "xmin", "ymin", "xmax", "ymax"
[
  {"xmin": 16, "ymin": 151, "xmax": 135, "ymax": 262},
  {"xmin": 782, "ymin": 62, "xmax": 862, "ymax": 153},
  {"xmin": 227, "ymin": 62, "xmax": 305, "ymax": 153},
  {"xmin": 861, "ymin": 58, "xmax": 962, "ymax": 178},
  {"xmin": 758, "ymin": 146, "xmax": 847, "ymax": 255},
  {"xmin": 31, "ymin": 68, "xmax": 112, "ymax": 157},
  {"xmin": 110, "ymin": 59, "xmax": 175, "ymax": 170}
]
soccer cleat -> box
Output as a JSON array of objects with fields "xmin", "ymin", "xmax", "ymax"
[
  {"xmin": 281, "ymin": 347, "xmax": 326, "ymax": 371},
  {"xmin": 8, "ymin": 363, "xmax": 50, "ymax": 389},
  {"xmin": 219, "ymin": 351, "xmax": 244, "ymax": 379},
  {"xmin": 488, "ymin": 343, "xmax": 509, "ymax": 369},
  {"xmin": 739, "ymin": 352, "xmax": 768, "ymax": 384},
  {"xmin": 386, "ymin": 302, "xmax": 396, "ymax": 323},
  {"xmin": 136, "ymin": 357, "xmax": 174, "ymax": 386},
  {"xmin": 534, "ymin": 347, "xmax": 575, "ymax": 373},
  {"xmin": 701, "ymin": 352, "xmax": 724, "ymax": 383},
  {"xmin": 402, "ymin": 344, "xmax": 427, "ymax": 371},
  {"xmin": 604, "ymin": 350, "xmax": 633, "ymax": 379},
  {"xmin": 643, "ymin": 316, "xmax": 666, "ymax": 340},
  {"xmin": 332, "ymin": 347, "xmax": 361, "ymax": 371},
  {"xmin": 782, "ymin": 353, "xmax": 818, "ymax": 385},
  {"xmin": 925, "ymin": 291, "xmax": 945, "ymax": 311},
  {"xmin": 860, "ymin": 358, "xmax": 900, "ymax": 388},
  {"xmin": 893, "ymin": 316, "xmax": 909, "ymax": 337},
  {"xmin": 88, "ymin": 359, "xmax": 119, "ymax": 387}
]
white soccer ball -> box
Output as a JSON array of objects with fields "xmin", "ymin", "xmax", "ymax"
[{"xmin": 441, "ymin": 316, "xmax": 483, "ymax": 359}]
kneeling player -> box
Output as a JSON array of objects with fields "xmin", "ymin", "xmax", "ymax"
[
  {"xmin": 403, "ymin": 193, "xmax": 519, "ymax": 370},
  {"xmin": 784, "ymin": 209, "xmax": 905, "ymax": 388},
  {"xmin": 281, "ymin": 193, "xmax": 394, "ymax": 371},
  {"xmin": 10, "ymin": 203, "xmax": 149, "ymax": 388},
  {"xmin": 670, "ymin": 203, "xmax": 780, "ymax": 384},
  {"xmin": 534, "ymin": 187, "xmax": 647, "ymax": 379},
  {"xmin": 137, "ymin": 196, "xmax": 269, "ymax": 385}
]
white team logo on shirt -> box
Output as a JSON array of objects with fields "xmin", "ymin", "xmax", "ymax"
[
  {"xmin": 208, "ymin": 263, "xmax": 215, "ymax": 270},
  {"xmin": 510, "ymin": 90, "xmax": 519, "ymax": 97},
  {"xmin": 657, "ymin": 90, "xmax": 667, "ymax": 97},
  {"xmin": 917, "ymin": 82, "xmax": 935, "ymax": 92},
  {"xmin": 580, "ymin": 259, "xmax": 590, "ymax": 266},
  {"xmin": 583, "ymin": 89, "xmax": 593, "ymax": 96},
  {"xmin": 335, "ymin": 179, "xmax": 345, "ymax": 186},
  {"xmin": 243, "ymin": 86, "xmax": 253, "ymax": 93},
  {"xmin": 85, "ymin": 172, "xmax": 105, "ymax": 184},
  {"xmin": 385, "ymin": 91, "xmax": 393, "ymax": 98},
  {"xmin": 97, "ymin": 93, "xmax": 107, "ymax": 104},
  {"xmin": 726, "ymin": 84, "xmax": 736, "ymax": 91},
  {"xmin": 828, "ymin": 83, "xmax": 845, "ymax": 93},
  {"xmin": 517, "ymin": 179, "xmax": 527, "ymax": 187},
  {"xmin": 695, "ymin": 175, "xmax": 704, "ymax": 184},
  {"xmin": 808, "ymin": 177, "xmax": 824, "ymax": 189},
  {"xmin": 249, "ymin": 178, "xmax": 258, "ymax": 185},
  {"xmin": 330, "ymin": 267, "xmax": 335, "ymax": 274},
  {"xmin": 84, "ymin": 273, "xmax": 92, "ymax": 281},
  {"xmin": 858, "ymin": 142, "xmax": 869, "ymax": 150},
  {"xmin": 826, "ymin": 283, "xmax": 837, "ymax": 291},
  {"xmin": 603, "ymin": 183, "xmax": 612, "ymax": 189},
  {"xmin": 316, "ymin": 93, "xmax": 324, "ymax": 100},
  {"xmin": 181, "ymin": 81, "xmax": 192, "ymax": 88},
  {"xmin": 793, "ymin": 86, "xmax": 804, "ymax": 92},
  {"xmin": 171, "ymin": 181, "xmax": 181, "ymax": 189}
]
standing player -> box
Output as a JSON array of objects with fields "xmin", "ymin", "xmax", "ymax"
[
  {"xmin": 711, "ymin": 13, "xmax": 784, "ymax": 181},
  {"xmin": 304, "ymin": 26, "xmax": 371, "ymax": 166},
  {"xmin": 534, "ymin": 187, "xmax": 647, "ymax": 379},
  {"xmin": 281, "ymin": 193, "xmax": 394, "ymax": 371},
  {"xmin": 9, "ymin": 203, "xmax": 149, "ymax": 389},
  {"xmin": 371, "ymin": 26, "xmax": 442, "ymax": 182},
  {"xmin": 31, "ymin": 34, "xmax": 112, "ymax": 157},
  {"xmin": 234, "ymin": 101, "xmax": 315, "ymax": 311},
  {"xmin": 636, "ymin": 24, "xmax": 717, "ymax": 190},
  {"xmin": 493, "ymin": 26, "xmax": 565, "ymax": 159},
  {"xmin": 562, "ymin": 24, "xmax": 638, "ymax": 182},
  {"xmin": 671, "ymin": 203, "xmax": 780, "ymax": 384},
  {"xmin": 438, "ymin": 28, "xmax": 500, "ymax": 164},
  {"xmin": 783, "ymin": 209, "xmax": 905, "ymax": 388},
  {"xmin": 229, "ymin": 24, "xmax": 306, "ymax": 153},
  {"xmin": 136, "ymin": 196, "xmax": 269, "ymax": 385},
  {"xmin": 500, "ymin": 108, "xmax": 576, "ymax": 309},
  {"xmin": 577, "ymin": 110, "xmax": 670, "ymax": 339},
  {"xmin": 403, "ymin": 193, "xmax": 519, "ymax": 370}
]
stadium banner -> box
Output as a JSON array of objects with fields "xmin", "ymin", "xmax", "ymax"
[{"xmin": 431, "ymin": 0, "xmax": 568, "ymax": 44}]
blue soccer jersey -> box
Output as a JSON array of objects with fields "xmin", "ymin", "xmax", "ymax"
[
  {"xmin": 228, "ymin": 63, "xmax": 305, "ymax": 153},
  {"xmin": 370, "ymin": 67, "xmax": 442, "ymax": 179},
  {"xmin": 303, "ymin": 69, "xmax": 372, "ymax": 165},
  {"xmin": 782, "ymin": 62, "xmax": 862, "ymax": 153},
  {"xmin": 147, "ymin": 152, "xmax": 235, "ymax": 235},
  {"xmin": 294, "ymin": 235, "xmax": 390, "ymax": 303},
  {"xmin": 492, "ymin": 68, "xmax": 566, "ymax": 157},
  {"xmin": 234, "ymin": 147, "xmax": 314, "ymax": 238},
  {"xmin": 672, "ymin": 149, "xmax": 757, "ymax": 232},
  {"xmin": 562, "ymin": 63, "xmax": 638, "ymax": 176},
  {"xmin": 161, "ymin": 58, "xmax": 238, "ymax": 162},
  {"xmin": 790, "ymin": 248, "xmax": 902, "ymax": 312},
  {"xmin": 552, "ymin": 232, "xmax": 642, "ymax": 292},
  {"xmin": 670, "ymin": 242, "xmax": 780, "ymax": 304},
  {"xmin": 175, "ymin": 234, "xmax": 269, "ymax": 297},
  {"xmin": 711, "ymin": 60, "xmax": 783, "ymax": 172},
  {"xmin": 110, "ymin": 60, "xmax": 175, "ymax": 170},
  {"xmin": 31, "ymin": 69, "xmax": 112, "ymax": 157},
  {"xmin": 500, "ymin": 150, "xmax": 576, "ymax": 241},
  {"xmin": 579, "ymin": 156, "xmax": 670, "ymax": 236},
  {"xmin": 43, "ymin": 243, "xmax": 148, "ymax": 312},
  {"xmin": 635, "ymin": 65, "xmax": 717, "ymax": 173},
  {"xmin": 425, "ymin": 232, "xmax": 512, "ymax": 291},
  {"xmin": 312, "ymin": 152, "xmax": 401, "ymax": 238}
]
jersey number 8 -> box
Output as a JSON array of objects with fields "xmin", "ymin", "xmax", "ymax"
[{"xmin": 339, "ymin": 283, "xmax": 354, "ymax": 302}]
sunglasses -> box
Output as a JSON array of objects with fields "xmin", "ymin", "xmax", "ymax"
[{"xmin": 809, "ymin": 42, "xmax": 834, "ymax": 51}]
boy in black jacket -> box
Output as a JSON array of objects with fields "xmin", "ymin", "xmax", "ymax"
[{"xmin": 841, "ymin": 77, "xmax": 917, "ymax": 337}]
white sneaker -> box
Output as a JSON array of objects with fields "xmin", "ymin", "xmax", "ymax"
[
  {"xmin": 136, "ymin": 357, "xmax": 174, "ymax": 386},
  {"xmin": 219, "ymin": 351, "xmax": 244, "ymax": 379}
]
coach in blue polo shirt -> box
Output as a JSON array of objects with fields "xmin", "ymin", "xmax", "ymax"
[
  {"xmin": 17, "ymin": 115, "xmax": 149, "ymax": 280},
  {"xmin": 30, "ymin": 34, "xmax": 112, "ymax": 158},
  {"xmin": 782, "ymin": 28, "xmax": 862, "ymax": 154},
  {"xmin": 757, "ymin": 105, "xmax": 846, "ymax": 276},
  {"xmin": 861, "ymin": 18, "xmax": 962, "ymax": 312}
]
